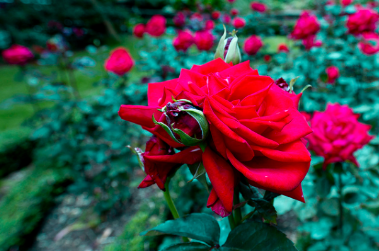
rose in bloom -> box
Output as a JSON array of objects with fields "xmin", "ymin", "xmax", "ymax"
[
  {"xmin": 230, "ymin": 8, "xmax": 239, "ymax": 16},
  {"xmin": 104, "ymin": 47, "xmax": 134, "ymax": 75},
  {"xmin": 232, "ymin": 17, "xmax": 246, "ymax": 29},
  {"xmin": 119, "ymin": 59, "xmax": 312, "ymax": 217},
  {"xmin": 194, "ymin": 31, "xmax": 214, "ymax": 51},
  {"xmin": 205, "ymin": 20, "xmax": 215, "ymax": 30},
  {"xmin": 302, "ymin": 35, "xmax": 322, "ymax": 50},
  {"xmin": 2, "ymin": 45, "xmax": 34, "ymax": 65},
  {"xmin": 278, "ymin": 43, "xmax": 289, "ymax": 53},
  {"xmin": 243, "ymin": 35, "xmax": 263, "ymax": 55},
  {"xmin": 291, "ymin": 11, "xmax": 320, "ymax": 40},
  {"xmin": 326, "ymin": 66, "xmax": 339, "ymax": 84},
  {"xmin": 146, "ymin": 15, "xmax": 166, "ymax": 37},
  {"xmin": 173, "ymin": 12, "xmax": 186, "ymax": 27},
  {"xmin": 173, "ymin": 30, "xmax": 194, "ymax": 52},
  {"xmin": 138, "ymin": 136, "xmax": 202, "ymax": 190},
  {"xmin": 223, "ymin": 14, "xmax": 231, "ymax": 24},
  {"xmin": 133, "ymin": 24, "xmax": 145, "ymax": 38},
  {"xmin": 307, "ymin": 104, "xmax": 374, "ymax": 168},
  {"xmin": 212, "ymin": 11, "xmax": 221, "ymax": 19},
  {"xmin": 341, "ymin": 0, "xmax": 353, "ymax": 6},
  {"xmin": 251, "ymin": 2, "xmax": 267, "ymax": 13},
  {"xmin": 346, "ymin": 7, "xmax": 379, "ymax": 35},
  {"xmin": 358, "ymin": 32, "xmax": 379, "ymax": 55}
]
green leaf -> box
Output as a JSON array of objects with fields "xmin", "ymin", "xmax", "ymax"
[
  {"xmin": 162, "ymin": 242, "xmax": 211, "ymax": 251},
  {"xmin": 263, "ymin": 191, "xmax": 280, "ymax": 201},
  {"xmin": 239, "ymin": 183, "xmax": 262, "ymax": 200},
  {"xmin": 152, "ymin": 114, "xmax": 181, "ymax": 144},
  {"xmin": 320, "ymin": 199, "xmax": 339, "ymax": 216},
  {"xmin": 214, "ymin": 25, "xmax": 227, "ymax": 59},
  {"xmin": 188, "ymin": 163, "xmax": 209, "ymax": 192},
  {"xmin": 222, "ymin": 221, "xmax": 298, "ymax": 251},
  {"xmin": 141, "ymin": 213, "xmax": 220, "ymax": 246}
]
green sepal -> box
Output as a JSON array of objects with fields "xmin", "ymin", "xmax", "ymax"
[
  {"xmin": 180, "ymin": 108, "xmax": 209, "ymax": 139},
  {"xmin": 127, "ymin": 145, "xmax": 145, "ymax": 171},
  {"xmin": 152, "ymin": 114, "xmax": 182, "ymax": 144},
  {"xmin": 225, "ymin": 35, "xmax": 241, "ymax": 65},
  {"xmin": 289, "ymin": 76, "xmax": 299, "ymax": 92},
  {"xmin": 214, "ymin": 25, "xmax": 227, "ymax": 60},
  {"xmin": 188, "ymin": 162, "xmax": 209, "ymax": 192}
]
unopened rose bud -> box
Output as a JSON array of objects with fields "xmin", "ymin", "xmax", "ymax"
[
  {"xmin": 214, "ymin": 26, "xmax": 241, "ymax": 65},
  {"xmin": 153, "ymin": 99, "xmax": 209, "ymax": 146},
  {"xmin": 275, "ymin": 78, "xmax": 289, "ymax": 92}
]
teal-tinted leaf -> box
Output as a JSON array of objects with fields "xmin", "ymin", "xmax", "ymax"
[
  {"xmin": 320, "ymin": 199, "xmax": 339, "ymax": 216},
  {"xmin": 188, "ymin": 163, "xmax": 209, "ymax": 192},
  {"xmin": 162, "ymin": 242, "xmax": 211, "ymax": 251},
  {"xmin": 141, "ymin": 213, "xmax": 220, "ymax": 245},
  {"xmin": 263, "ymin": 191, "xmax": 280, "ymax": 201},
  {"xmin": 239, "ymin": 183, "xmax": 262, "ymax": 200},
  {"xmin": 218, "ymin": 248, "xmax": 247, "ymax": 251},
  {"xmin": 248, "ymin": 198, "xmax": 277, "ymax": 224},
  {"xmin": 223, "ymin": 221, "xmax": 297, "ymax": 251}
]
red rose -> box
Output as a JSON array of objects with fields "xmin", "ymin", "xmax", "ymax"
[
  {"xmin": 227, "ymin": 0, "xmax": 235, "ymax": 3},
  {"xmin": 230, "ymin": 8, "xmax": 239, "ymax": 16},
  {"xmin": 138, "ymin": 136, "xmax": 202, "ymax": 190},
  {"xmin": 302, "ymin": 35, "xmax": 322, "ymax": 50},
  {"xmin": 205, "ymin": 20, "xmax": 215, "ymax": 30},
  {"xmin": 133, "ymin": 23, "xmax": 145, "ymax": 38},
  {"xmin": 232, "ymin": 17, "xmax": 246, "ymax": 29},
  {"xmin": 173, "ymin": 30, "xmax": 194, "ymax": 52},
  {"xmin": 146, "ymin": 15, "xmax": 166, "ymax": 37},
  {"xmin": 223, "ymin": 14, "xmax": 231, "ymax": 24},
  {"xmin": 251, "ymin": 2, "xmax": 267, "ymax": 13},
  {"xmin": 341, "ymin": 0, "xmax": 353, "ymax": 6},
  {"xmin": 358, "ymin": 32, "xmax": 379, "ymax": 55},
  {"xmin": 191, "ymin": 12, "xmax": 203, "ymax": 22},
  {"xmin": 291, "ymin": 11, "xmax": 320, "ymax": 40},
  {"xmin": 173, "ymin": 12, "xmax": 186, "ymax": 27},
  {"xmin": 307, "ymin": 103, "xmax": 374, "ymax": 169},
  {"xmin": 278, "ymin": 43, "xmax": 290, "ymax": 53},
  {"xmin": 326, "ymin": 66, "xmax": 339, "ymax": 84},
  {"xmin": 264, "ymin": 55, "xmax": 271, "ymax": 62},
  {"xmin": 2, "ymin": 45, "xmax": 33, "ymax": 65},
  {"xmin": 104, "ymin": 47, "xmax": 134, "ymax": 75},
  {"xmin": 119, "ymin": 59, "xmax": 312, "ymax": 217},
  {"xmin": 212, "ymin": 11, "xmax": 221, "ymax": 20},
  {"xmin": 346, "ymin": 7, "xmax": 379, "ymax": 35},
  {"xmin": 194, "ymin": 31, "xmax": 214, "ymax": 51},
  {"xmin": 243, "ymin": 35, "xmax": 263, "ymax": 55},
  {"xmin": 368, "ymin": 2, "xmax": 378, "ymax": 8}
]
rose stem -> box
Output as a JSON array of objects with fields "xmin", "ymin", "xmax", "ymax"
[
  {"xmin": 228, "ymin": 213, "xmax": 236, "ymax": 230},
  {"xmin": 336, "ymin": 162, "xmax": 344, "ymax": 235},
  {"xmin": 233, "ymin": 187, "xmax": 242, "ymax": 226},
  {"xmin": 163, "ymin": 178, "xmax": 190, "ymax": 243}
]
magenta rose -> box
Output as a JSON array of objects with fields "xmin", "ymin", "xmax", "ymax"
[
  {"xmin": 307, "ymin": 103, "xmax": 374, "ymax": 168},
  {"xmin": 243, "ymin": 35, "xmax": 263, "ymax": 55},
  {"xmin": 358, "ymin": 32, "xmax": 379, "ymax": 55},
  {"xmin": 146, "ymin": 15, "xmax": 166, "ymax": 37},
  {"xmin": 346, "ymin": 7, "xmax": 379, "ymax": 35},
  {"xmin": 278, "ymin": 43, "xmax": 290, "ymax": 53},
  {"xmin": 2, "ymin": 45, "xmax": 34, "ymax": 65},
  {"xmin": 232, "ymin": 17, "xmax": 246, "ymax": 29},
  {"xmin": 302, "ymin": 35, "xmax": 322, "ymax": 50},
  {"xmin": 341, "ymin": 0, "xmax": 353, "ymax": 6},
  {"xmin": 251, "ymin": 2, "xmax": 267, "ymax": 13},
  {"xmin": 194, "ymin": 31, "xmax": 214, "ymax": 51},
  {"xmin": 133, "ymin": 24, "xmax": 145, "ymax": 38},
  {"xmin": 212, "ymin": 11, "xmax": 221, "ymax": 20},
  {"xmin": 326, "ymin": 66, "xmax": 339, "ymax": 84},
  {"xmin": 223, "ymin": 14, "xmax": 231, "ymax": 24},
  {"xmin": 205, "ymin": 20, "xmax": 215, "ymax": 30},
  {"xmin": 173, "ymin": 30, "xmax": 194, "ymax": 52},
  {"xmin": 230, "ymin": 8, "xmax": 239, "ymax": 16},
  {"xmin": 104, "ymin": 47, "xmax": 134, "ymax": 76},
  {"xmin": 291, "ymin": 11, "xmax": 320, "ymax": 40},
  {"xmin": 173, "ymin": 12, "xmax": 186, "ymax": 27}
]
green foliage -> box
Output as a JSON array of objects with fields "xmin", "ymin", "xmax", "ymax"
[{"xmin": 0, "ymin": 166, "xmax": 72, "ymax": 251}]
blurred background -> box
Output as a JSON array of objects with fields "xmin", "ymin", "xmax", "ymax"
[{"xmin": 1, "ymin": 0, "xmax": 379, "ymax": 250}]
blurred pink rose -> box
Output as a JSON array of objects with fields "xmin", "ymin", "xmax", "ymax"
[
  {"xmin": 358, "ymin": 32, "xmax": 379, "ymax": 55},
  {"xmin": 194, "ymin": 30, "xmax": 214, "ymax": 51},
  {"xmin": 326, "ymin": 66, "xmax": 339, "ymax": 84},
  {"xmin": 232, "ymin": 17, "xmax": 246, "ymax": 29},
  {"xmin": 278, "ymin": 43, "xmax": 290, "ymax": 53},
  {"xmin": 146, "ymin": 15, "xmax": 166, "ymax": 37},
  {"xmin": 243, "ymin": 35, "xmax": 263, "ymax": 55},
  {"xmin": 223, "ymin": 14, "xmax": 231, "ymax": 24},
  {"xmin": 230, "ymin": 8, "xmax": 239, "ymax": 16},
  {"xmin": 2, "ymin": 45, "xmax": 34, "ymax": 65},
  {"xmin": 341, "ymin": 0, "xmax": 353, "ymax": 6},
  {"xmin": 291, "ymin": 11, "xmax": 320, "ymax": 40},
  {"xmin": 302, "ymin": 35, "xmax": 322, "ymax": 50},
  {"xmin": 205, "ymin": 20, "xmax": 215, "ymax": 30},
  {"xmin": 133, "ymin": 24, "xmax": 145, "ymax": 38},
  {"xmin": 104, "ymin": 47, "xmax": 134, "ymax": 75},
  {"xmin": 251, "ymin": 2, "xmax": 267, "ymax": 13},
  {"xmin": 346, "ymin": 7, "xmax": 379, "ymax": 35},
  {"xmin": 173, "ymin": 30, "xmax": 194, "ymax": 52},
  {"xmin": 212, "ymin": 11, "xmax": 221, "ymax": 19},
  {"xmin": 173, "ymin": 12, "xmax": 186, "ymax": 27}
]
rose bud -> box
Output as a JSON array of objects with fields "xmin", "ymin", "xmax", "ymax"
[
  {"xmin": 212, "ymin": 11, "xmax": 221, "ymax": 20},
  {"xmin": 341, "ymin": 0, "xmax": 353, "ymax": 6},
  {"xmin": 230, "ymin": 8, "xmax": 239, "ymax": 16},
  {"xmin": 2, "ymin": 45, "xmax": 34, "ymax": 65},
  {"xmin": 232, "ymin": 17, "xmax": 246, "ymax": 29},
  {"xmin": 251, "ymin": 2, "xmax": 267, "ymax": 13},
  {"xmin": 243, "ymin": 35, "xmax": 263, "ymax": 55},
  {"xmin": 278, "ymin": 43, "xmax": 289, "ymax": 53},
  {"xmin": 358, "ymin": 32, "xmax": 379, "ymax": 55},
  {"xmin": 173, "ymin": 12, "xmax": 186, "ymax": 27},
  {"xmin": 291, "ymin": 11, "xmax": 320, "ymax": 40},
  {"xmin": 264, "ymin": 55, "xmax": 271, "ymax": 62},
  {"xmin": 133, "ymin": 23, "xmax": 145, "ymax": 38},
  {"xmin": 205, "ymin": 20, "xmax": 215, "ymax": 30},
  {"xmin": 307, "ymin": 103, "xmax": 374, "ymax": 169},
  {"xmin": 137, "ymin": 136, "xmax": 202, "ymax": 190},
  {"xmin": 173, "ymin": 30, "xmax": 194, "ymax": 52},
  {"xmin": 104, "ymin": 47, "xmax": 134, "ymax": 75},
  {"xmin": 346, "ymin": 7, "xmax": 379, "ymax": 36},
  {"xmin": 146, "ymin": 15, "xmax": 166, "ymax": 37},
  {"xmin": 326, "ymin": 66, "xmax": 339, "ymax": 84},
  {"xmin": 194, "ymin": 30, "xmax": 214, "ymax": 51},
  {"xmin": 275, "ymin": 77, "xmax": 289, "ymax": 92},
  {"xmin": 214, "ymin": 27, "xmax": 241, "ymax": 65},
  {"xmin": 153, "ymin": 100, "xmax": 209, "ymax": 146},
  {"xmin": 222, "ymin": 14, "xmax": 231, "ymax": 24}
]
